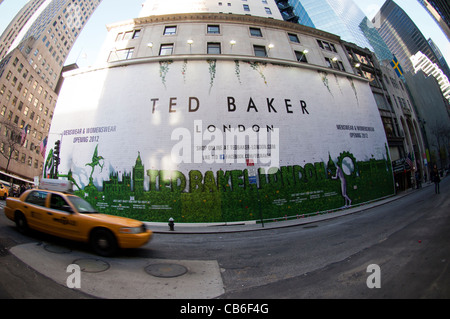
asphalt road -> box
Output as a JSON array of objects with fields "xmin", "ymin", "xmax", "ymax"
[{"xmin": 0, "ymin": 177, "xmax": 449, "ymax": 299}]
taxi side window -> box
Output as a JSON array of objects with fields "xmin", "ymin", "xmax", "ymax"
[
  {"xmin": 25, "ymin": 191, "xmax": 48, "ymax": 207},
  {"xmin": 50, "ymin": 194, "xmax": 72, "ymax": 213}
]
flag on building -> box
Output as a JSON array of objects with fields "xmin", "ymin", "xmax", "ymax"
[
  {"xmin": 20, "ymin": 124, "xmax": 30, "ymax": 146},
  {"xmin": 406, "ymin": 153, "xmax": 414, "ymax": 169},
  {"xmin": 390, "ymin": 56, "xmax": 404, "ymax": 78},
  {"xmin": 40, "ymin": 137, "xmax": 48, "ymax": 157}
]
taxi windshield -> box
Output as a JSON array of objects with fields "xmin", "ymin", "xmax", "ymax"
[{"xmin": 67, "ymin": 196, "xmax": 98, "ymax": 214}]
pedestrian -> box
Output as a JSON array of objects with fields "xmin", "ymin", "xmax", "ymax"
[
  {"xmin": 432, "ymin": 165, "xmax": 440, "ymax": 194},
  {"xmin": 19, "ymin": 184, "xmax": 26, "ymax": 196}
]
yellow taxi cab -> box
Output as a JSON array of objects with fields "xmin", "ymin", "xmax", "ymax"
[
  {"xmin": 0, "ymin": 183, "xmax": 8, "ymax": 200},
  {"xmin": 4, "ymin": 179, "xmax": 152, "ymax": 256}
]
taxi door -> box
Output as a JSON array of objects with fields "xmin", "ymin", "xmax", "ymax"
[
  {"xmin": 22, "ymin": 190, "xmax": 50, "ymax": 232},
  {"xmin": 45, "ymin": 193, "xmax": 80, "ymax": 240}
]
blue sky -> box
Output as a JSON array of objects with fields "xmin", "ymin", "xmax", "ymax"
[{"xmin": 1, "ymin": 0, "xmax": 449, "ymax": 67}]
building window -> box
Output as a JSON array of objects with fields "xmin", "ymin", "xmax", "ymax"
[
  {"xmin": 207, "ymin": 43, "xmax": 221, "ymax": 54},
  {"xmin": 288, "ymin": 33, "xmax": 300, "ymax": 43},
  {"xmin": 164, "ymin": 26, "xmax": 177, "ymax": 35},
  {"xmin": 122, "ymin": 29, "xmax": 141, "ymax": 41},
  {"xmin": 325, "ymin": 58, "xmax": 333, "ymax": 68},
  {"xmin": 317, "ymin": 40, "xmax": 337, "ymax": 52},
  {"xmin": 123, "ymin": 31, "xmax": 133, "ymax": 40},
  {"xmin": 243, "ymin": 4, "xmax": 250, "ymax": 11},
  {"xmin": 108, "ymin": 48, "xmax": 134, "ymax": 62},
  {"xmin": 133, "ymin": 29, "xmax": 141, "ymax": 39},
  {"xmin": 249, "ymin": 27, "xmax": 262, "ymax": 37},
  {"xmin": 159, "ymin": 44, "xmax": 174, "ymax": 56},
  {"xmin": 325, "ymin": 57, "xmax": 345, "ymax": 71},
  {"xmin": 265, "ymin": 7, "xmax": 272, "ymax": 15},
  {"xmin": 254, "ymin": 45, "xmax": 267, "ymax": 57},
  {"xmin": 207, "ymin": 25, "xmax": 220, "ymax": 34},
  {"xmin": 295, "ymin": 51, "xmax": 308, "ymax": 63}
]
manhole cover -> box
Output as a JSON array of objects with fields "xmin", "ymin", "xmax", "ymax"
[
  {"xmin": 73, "ymin": 258, "xmax": 110, "ymax": 273},
  {"xmin": 44, "ymin": 244, "xmax": 72, "ymax": 254},
  {"xmin": 145, "ymin": 263, "xmax": 188, "ymax": 278}
]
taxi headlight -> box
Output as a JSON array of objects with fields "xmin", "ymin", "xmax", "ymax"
[{"xmin": 119, "ymin": 227, "xmax": 142, "ymax": 234}]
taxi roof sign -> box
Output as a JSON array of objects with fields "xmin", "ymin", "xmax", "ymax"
[{"xmin": 39, "ymin": 179, "xmax": 74, "ymax": 193}]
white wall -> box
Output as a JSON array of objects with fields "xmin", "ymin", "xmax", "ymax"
[{"xmin": 49, "ymin": 58, "xmax": 388, "ymax": 189}]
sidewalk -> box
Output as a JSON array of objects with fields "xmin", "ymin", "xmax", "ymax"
[{"xmin": 145, "ymin": 183, "xmax": 433, "ymax": 234}]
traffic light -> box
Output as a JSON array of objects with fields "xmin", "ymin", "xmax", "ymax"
[
  {"xmin": 53, "ymin": 140, "xmax": 61, "ymax": 179},
  {"xmin": 54, "ymin": 140, "xmax": 61, "ymax": 158}
]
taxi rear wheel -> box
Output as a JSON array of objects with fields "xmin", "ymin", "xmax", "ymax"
[
  {"xmin": 15, "ymin": 212, "xmax": 29, "ymax": 234},
  {"xmin": 90, "ymin": 228, "xmax": 118, "ymax": 257}
]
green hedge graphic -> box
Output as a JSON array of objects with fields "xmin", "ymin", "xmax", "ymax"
[{"xmin": 69, "ymin": 146, "xmax": 395, "ymax": 223}]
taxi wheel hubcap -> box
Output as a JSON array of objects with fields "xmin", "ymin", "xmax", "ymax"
[
  {"xmin": 97, "ymin": 238, "xmax": 109, "ymax": 249},
  {"xmin": 15, "ymin": 214, "xmax": 28, "ymax": 233},
  {"xmin": 91, "ymin": 229, "xmax": 117, "ymax": 257}
]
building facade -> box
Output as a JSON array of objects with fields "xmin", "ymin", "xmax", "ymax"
[
  {"xmin": 0, "ymin": 0, "xmax": 102, "ymax": 182},
  {"xmin": 47, "ymin": 2, "xmax": 395, "ymax": 223},
  {"xmin": 138, "ymin": 0, "xmax": 283, "ymax": 19},
  {"xmin": 404, "ymin": 70, "xmax": 450, "ymax": 171},
  {"xmin": 411, "ymin": 51, "xmax": 450, "ymax": 102},
  {"xmin": 0, "ymin": 0, "xmax": 48, "ymax": 61},
  {"xmin": 344, "ymin": 41, "xmax": 426, "ymax": 190}
]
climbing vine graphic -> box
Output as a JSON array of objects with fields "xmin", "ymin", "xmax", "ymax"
[
  {"xmin": 234, "ymin": 60, "xmax": 242, "ymax": 85},
  {"xmin": 248, "ymin": 61, "xmax": 268, "ymax": 85},
  {"xmin": 207, "ymin": 59, "xmax": 217, "ymax": 93},
  {"xmin": 347, "ymin": 77, "xmax": 359, "ymax": 105},
  {"xmin": 181, "ymin": 59, "xmax": 188, "ymax": 84},
  {"xmin": 159, "ymin": 60, "xmax": 173, "ymax": 88},
  {"xmin": 319, "ymin": 71, "xmax": 332, "ymax": 95}
]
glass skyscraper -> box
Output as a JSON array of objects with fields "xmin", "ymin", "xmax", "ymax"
[
  {"xmin": 373, "ymin": 0, "xmax": 450, "ymax": 78},
  {"xmin": 288, "ymin": 0, "xmax": 393, "ymax": 62},
  {"xmin": 418, "ymin": 0, "xmax": 450, "ymax": 40}
]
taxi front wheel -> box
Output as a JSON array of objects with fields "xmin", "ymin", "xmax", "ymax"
[{"xmin": 90, "ymin": 228, "xmax": 118, "ymax": 257}]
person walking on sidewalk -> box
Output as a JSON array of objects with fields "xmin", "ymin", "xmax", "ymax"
[{"xmin": 432, "ymin": 164, "xmax": 440, "ymax": 194}]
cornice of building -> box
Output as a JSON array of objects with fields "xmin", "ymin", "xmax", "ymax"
[
  {"xmin": 106, "ymin": 12, "xmax": 342, "ymax": 43},
  {"xmin": 62, "ymin": 53, "xmax": 368, "ymax": 85}
]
